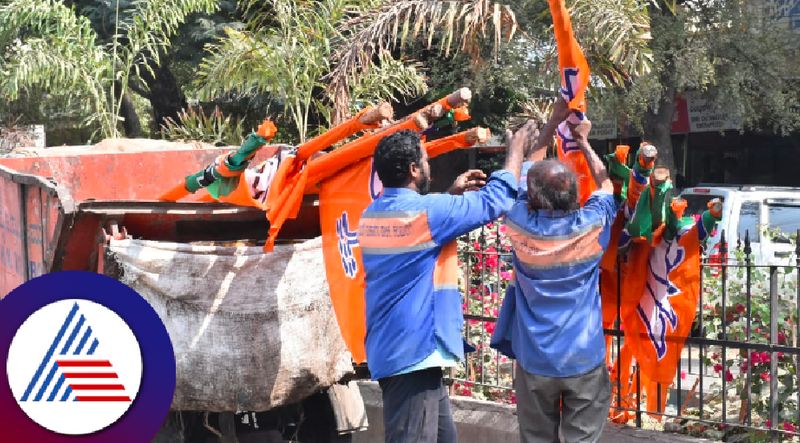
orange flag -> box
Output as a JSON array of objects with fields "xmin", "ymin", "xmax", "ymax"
[
  {"xmin": 548, "ymin": 0, "xmax": 596, "ymax": 204},
  {"xmin": 318, "ymin": 158, "xmax": 378, "ymax": 363},
  {"xmin": 622, "ymin": 226, "xmax": 703, "ymax": 415}
]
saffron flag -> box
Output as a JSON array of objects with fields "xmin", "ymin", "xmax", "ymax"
[
  {"xmin": 318, "ymin": 158, "xmax": 380, "ymax": 363},
  {"xmin": 622, "ymin": 221, "xmax": 704, "ymax": 414},
  {"xmin": 548, "ymin": 0, "xmax": 596, "ymax": 204}
]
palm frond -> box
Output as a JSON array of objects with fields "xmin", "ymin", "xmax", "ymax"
[
  {"xmin": 123, "ymin": 0, "xmax": 219, "ymax": 75},
  {"xmin": 0, "ymin": 0, "xmax": 115, "ymax": 134},
  {"xmin": 350, "ymin": 50, "xmax": 428, "ymax": 109},
  {"xmin": 569, "ymin": 0, "xmax": 653, "ymax": 86},
  {"xmin": 326, "ymin": 0, "xmax": 517, "ymax": 123},
  {"xmin": 0, "ymin": 0, "xmax": 98, "ymax": 49}
]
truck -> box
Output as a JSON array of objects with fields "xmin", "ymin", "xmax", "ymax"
[
  {"xmin": 0, "ymin": 140, "xmax": 363, "ymax": 443},
  {"xmin": 680, "ymin": 184, "xmax": 800, "ymax": 264}
]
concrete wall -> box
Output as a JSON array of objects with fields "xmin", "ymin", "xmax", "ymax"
[
  {"xmin": 352, "ymin": 381, "xmax": 519, "ymax": 443},
  {"xmin": 351, "ymin": 381, "xmax": 710, "ymax": 443}
]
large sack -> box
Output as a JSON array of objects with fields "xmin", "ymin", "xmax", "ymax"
[{"xmin": 108, "ymin": 237, "xmax": 353, "ymax": 412}]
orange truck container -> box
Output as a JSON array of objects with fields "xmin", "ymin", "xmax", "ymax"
[{"xmin": 0, "ymin": 143, "xmax": 320, "ymax": 296}]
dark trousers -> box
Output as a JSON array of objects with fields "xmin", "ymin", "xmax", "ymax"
[
  {"xmin": 514, "ymin": 363, "xmax": 611, "ymax": 443},
  {"xmin": 378, "ymin": 367, "xmax": 457, "ymax": 443}
]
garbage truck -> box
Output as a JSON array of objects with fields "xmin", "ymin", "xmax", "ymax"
[{"xmin": 0, "ymin": 140, "xmax": 364, "ymax": 442}]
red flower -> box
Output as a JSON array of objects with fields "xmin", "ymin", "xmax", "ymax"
[
  {"xmin": 711, "ymin": 352, "xmax": 719, "ymax": 361},
  {"xmin": 760, "ymin": 372, "xmax": 770, "ymax": 382},
  {"xmin": 725, "ymin": 369, "xmax": 734, "ymax": 382},
  {"xmin": 680, "ymin": 370, "xmax": 686, "ymax": 380},
  {"xmin": 713, "ymin": 363, "xmax": 723, "ymax": 373},
  {"xmin": 778, "ymin": 331, "xmax": 787, "ymax": 344},
  {"xmin": 760, "ymin": 351, "xmax": 770, "ymax": 362},
  {"xmin": 735, "ymin": 303, "xmax": 745, "ymax": 313},
  {"xmin": 766, "ymin": 420, "xmax": 772, "ymax": 428},
  {"xmin": 751, "ymin": 351, "xmax": 762, "ymax": 364},
  {"xmin": 783, "ymin": 422, "xmax": 797, "ymax": 433}
]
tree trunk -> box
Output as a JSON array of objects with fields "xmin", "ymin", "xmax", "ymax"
[
  {"xmin": 643, "ymin": 81, "xmax": 676, "ymax": 174},
  {"xmin": 642, "ymin": 2, "xmax": 683, "ymax": 177},
  {"xmin": 115, "ymin": 82, "xmax": 143, "ymax": 138},
  {"xmin": 140, "ymin": 58, "xmax": 187, "ymax": 134}
]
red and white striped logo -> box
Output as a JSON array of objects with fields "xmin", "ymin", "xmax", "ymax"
[{"xmin": 6, "ymin": 299, "xmax": 142, "ymax": 435}]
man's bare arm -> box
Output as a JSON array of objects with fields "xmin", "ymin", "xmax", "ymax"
[
  {"xmin": 568, "ymin": 120, "xmax": 613, "ymax": 193},
  {"xmin": 503, "ymin": 120, "xmax": 535, "ymax": 183},
  {"xmin": 526, "ymin": 98, "xmax": 571, "ymax": 162}
]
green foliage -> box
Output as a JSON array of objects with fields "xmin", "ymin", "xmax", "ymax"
[
  {"xmin": 0, "ymin": 0, "xmax": 112, "ymax": 133},
  {"xmin": 0, "ymin": 0, "xmax": 218, "ymax": 140},
  {"xmin": 594, "ymin": 0, "xmax": 800, "ymax": 136},
  {"xmin": 569, "ymin": 0, "xmax": 653, "ymax": 86},
  {"xmin": 196, "ymin": 0, "xmax": 428, "ymax": 143},
  {"xmin": 161, "ymin": 105, "xmax": 247, "ymax": 146},
  {"xmin": 326, "ymin": 0, "xmax": 519, "ymax": 123}
]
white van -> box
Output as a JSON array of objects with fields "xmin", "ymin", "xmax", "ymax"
[{"xmin": 679, "ymin": 185, "xmax": 800, "ymax": 265}]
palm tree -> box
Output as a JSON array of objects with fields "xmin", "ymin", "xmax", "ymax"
[
  {"xmin": 195, "ymin": 0, "xmax": 428, "ymax": 143},
  {"xmin": 326, "ymin": 0, "xmax": 519, "ymax": 124},
  {"xmin": 326, "ymin": 0, "xmax": 655, "ymax": 123},
  {"xmin": 0, "ymin": 0, "xmax": 217, "ymax": 139}
]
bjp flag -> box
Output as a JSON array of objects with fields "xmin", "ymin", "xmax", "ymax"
[
  {"xmin": 548, "ymin": 0, "xmax": 596, "ymax": 204},
  {"xmin": 318, "ymin": 158, "xmax": 381, "ymax": 364},
  {"xmin": 621, "ymin": 223, "xmax": 704, "ymax": 415}
]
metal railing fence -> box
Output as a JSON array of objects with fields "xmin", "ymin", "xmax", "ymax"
[{"xmin": 450, "ymin": 224, "xmax": 800, "ymax": 442}]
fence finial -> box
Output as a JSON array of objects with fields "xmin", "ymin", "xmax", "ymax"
[
  {"xmin": 744, "ymin": 229, "xmax": 751, "ymax": 257},
  {"xmin": 796, "ymin": 229, "xmax": 799, "ymax": 258}
]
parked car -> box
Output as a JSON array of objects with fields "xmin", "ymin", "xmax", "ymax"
[{"xmin": 679, "ymin": 184, "xmax": 800, "ymax": 265}]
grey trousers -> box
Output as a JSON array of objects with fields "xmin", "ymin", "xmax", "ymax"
[{"xmin": 514, "ymin": 363, "xmax": 611, "ymax": 443}]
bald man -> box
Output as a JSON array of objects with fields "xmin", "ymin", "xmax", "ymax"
[{"xmin": 491, "ymin": 105, "xmax": 618, "ymax": 443}]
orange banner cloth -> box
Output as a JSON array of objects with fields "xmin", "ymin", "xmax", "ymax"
[{"xmin": 549, "ymin": 0, "xmax": 596, "ymax": 204}]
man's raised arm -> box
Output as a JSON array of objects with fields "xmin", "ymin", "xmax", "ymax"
[
  {"xmin": 568, "ymin": 119, "xmax": 613, "ymax": 194},
  {"xmin": 525, "ymin": 98, "xmax": 571, "ymax": 162}
]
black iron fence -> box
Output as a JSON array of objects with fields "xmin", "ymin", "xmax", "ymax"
[{"xmin": 451, "ymin": 224, "xmax": 800, "ymax": 442}]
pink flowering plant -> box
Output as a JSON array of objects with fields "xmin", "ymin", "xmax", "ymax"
[
  {"xmin": 696, "ymin": 240, "xmax": 799, "ymax": 441},
  {"xmin": 454, "ymin": 223, "xmax": 800, "ymax": 441},
  {"xmin": 453, "ymin": 221, "xmax": 516, "ymax": 403}
]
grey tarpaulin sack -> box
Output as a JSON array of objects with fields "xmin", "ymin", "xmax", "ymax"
[{"xmin": 108, "ymin": 236, "xmax": 353, "ymax": 411}]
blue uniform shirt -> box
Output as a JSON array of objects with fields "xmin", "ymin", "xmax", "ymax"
[
  {"xmin": 491, "ymin": 161, "xmax": 618, "ymax": 377},
  {"xmin": 359, "ymin": 170, "xmax": 516, "ymax": 380}
]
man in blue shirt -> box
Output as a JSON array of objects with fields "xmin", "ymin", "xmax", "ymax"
[
  {"xmin": 491, "ymin": 107, "xmax": 618, "ymax": 443},
  {"xmin": 359, "ymin": 126, "xmax": 530, "ymax": 443}
]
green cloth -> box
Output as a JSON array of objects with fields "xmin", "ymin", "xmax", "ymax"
[
  {"xmin": 229, "ymin": 133, "xmax": 267, "ymax": 168},
  {"xmin": 182, "ymin": 132, "xmax": 266, "ymax": 196}
]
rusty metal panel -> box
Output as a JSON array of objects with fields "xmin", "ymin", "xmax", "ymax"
[
  {"xmin": 0, "ymin": 177, "xmax": 24, "ymax": 295},
  {"xmin": 0, "ymin": 148, "xmax": 280, "ymax": 202},
  {"xmin": 0, "ymin": 146, "xmax": 321, "ymax": 296}
]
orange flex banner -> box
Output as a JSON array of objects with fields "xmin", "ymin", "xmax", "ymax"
[{"xmin": 548, "ymin": 0, "xmax": 596, "ymax": 204}]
